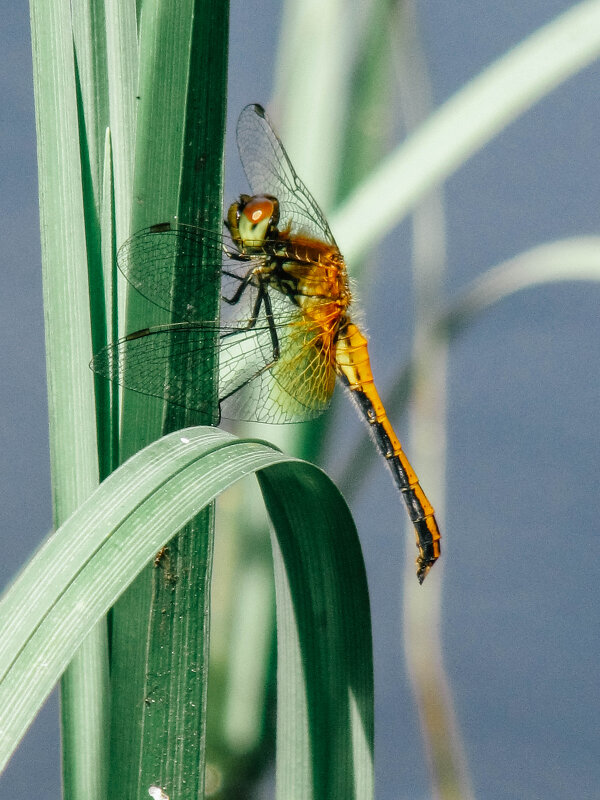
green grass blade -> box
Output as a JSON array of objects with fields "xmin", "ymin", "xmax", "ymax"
[
  {"xmin": 332, "ymin": 0, "xmax": 600, "ymax": 261},
  {"xmin": 258, "ymin": 465, "xmax": 374, "ymax": 800},
  {"xmin": 0, "ymin": 428, "xmax": 373, "ymax": 800},
  {"xmin": 0, "ymin": 429, "xmax": 279, "ymax": 770},
  {"xmin": 59, "ymin": 3, "xmax": 114, "ymax": 796},
  {"xmin": 104, "ymin": 0, "xmax": 137, "ymax": 254},
  {"xmin": 99, "ymin": 127, "xmax": 120, "ymax": 473},
  {"xmin": 334, "ymin": 0, "xmax": 404, "ymax": 207},
  {"xmin": 71, "ymin": 0, "xmax": 109, "ymax": 209},
  {"xmin": 29, "ymin": 0, "xmax": 98, "ymax": 523},
  {"xmin": 403, "ymin": 234, "xmax": 600, "ymax": 796},
  {"xmin": 107, "ymin": 5, "xmax": 229, "ymax": 796},
  {"xmin": 72, "ymin": 0, "xmax": 112, "ymax": 470},
  {"xmin": 29, "ymin": 1, "xmax": 106, "ymax": 797},
  {"xmin": 59, "ymin": 624, "xmax": 110, "ymax": 800}
]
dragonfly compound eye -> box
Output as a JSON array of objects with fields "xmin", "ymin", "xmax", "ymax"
[{"xmin": 237, "ymin": 194, "xmax": 279, "ymax": 247}]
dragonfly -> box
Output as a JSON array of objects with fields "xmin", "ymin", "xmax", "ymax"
[{"xmin": 92, "ymin": 103, "xmax": 441, "ymax": 583}]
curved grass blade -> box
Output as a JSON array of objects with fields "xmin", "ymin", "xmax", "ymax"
[
  {"xmin": 0, "ymin": 426, "xmax": 373, "ymax": 800},
  {"xmin": 259, "ymin": 463, "xmax": 374, "ymax": 800}
]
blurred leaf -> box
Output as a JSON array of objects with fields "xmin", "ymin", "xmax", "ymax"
[{"xmin": 332, "ymin": 0, "xmax": 600, "ymax": 261}]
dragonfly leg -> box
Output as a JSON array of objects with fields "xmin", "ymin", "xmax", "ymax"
[
  {"xmin": 218, "ymin": 276, "xmax": 282, "ymax": 413},
  {"xmin": 219, "ymin": 283, "xmax": 266, "ymax": 343},
  {"xmin": 259, "ymin": 284, "xmax": 280, "ymax": 360},
  {"xmin": 222, "ymin": 266, "xmax": 259, "ymax": 305},
  {"xmin": 238, "ymin": 282, "xmax": 280, "ymax": 357},
  {"xmin": 218, "ymin": 355, "xmax": 279, "ymax": 407},
  {"xmin": 224, "ymin": 273, "xmax": 281, "ymax": 361},
  {"xmin": 222, "ymin": 242, "xmax": 248, "ymax": 260}
]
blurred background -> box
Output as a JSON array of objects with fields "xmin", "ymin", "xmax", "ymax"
[{"xmin": 1, "ymin": 1, "xmax": 599, "ymax": 798}]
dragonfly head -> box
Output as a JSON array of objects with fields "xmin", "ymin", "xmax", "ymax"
[{"xmin": 226, "ymin": 194, "xmax": 280, "ymax": 251}]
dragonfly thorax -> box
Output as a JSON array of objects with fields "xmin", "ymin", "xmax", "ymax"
[
  {"xmin": 277, "ymin": 239, "xmax": 351, "ymax": 309},
  {"xmin": 228, "ymin": 193, "xmax": 352, "ymax": 312}
]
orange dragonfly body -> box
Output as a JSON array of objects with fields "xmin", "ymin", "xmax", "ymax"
[{"xmin": 93, "ymin": 104, "xmax": 441, "ymax": 582}]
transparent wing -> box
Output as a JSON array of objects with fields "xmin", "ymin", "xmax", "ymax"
[
  {"xmin": 91, "ymin": 313, "xmax": 336, "ymax": 424},
  {"xmin": 117, "ymin": 221, "xmax": 241, "ymax": 322},
  {"xmin": 256, "ymin": 315, "xmax": 337, "ymax": 423},
  {"xmin": 97, "ymin": 104, "xmax": 345, "ymax": 423},
  {"xmin": 221, "ymin": 289, "xmax": 337, "ymax": 422},
  {"xmin": 236, "ymin": 104, "xmax": 337, "ymax": 247},
  {"xmin": 92, "ymin": 322, "xmax": 220, "ymax": 415},
  {"xmin": 117, "ymin": 220, "xmax": 298, "ymax": 328}
]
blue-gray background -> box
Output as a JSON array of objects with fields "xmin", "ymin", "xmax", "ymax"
[{"xmin": 1, "ymin": 2, "xmax": 598, "ymax": 798}]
